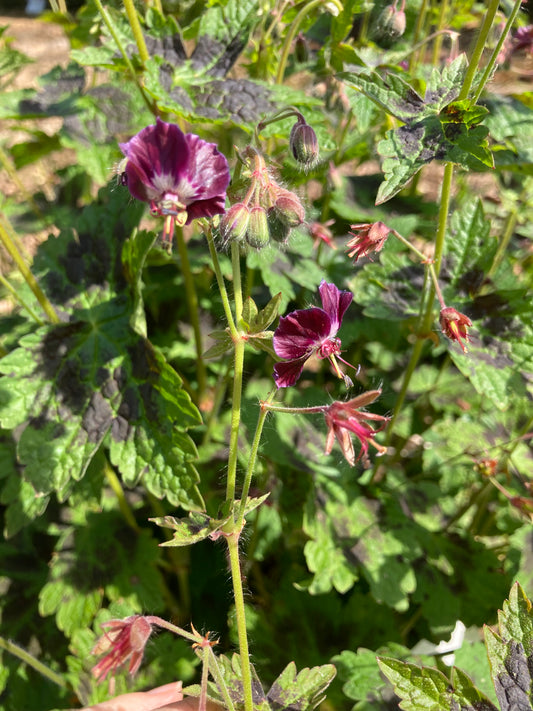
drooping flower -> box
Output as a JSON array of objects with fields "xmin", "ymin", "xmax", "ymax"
[
  {"xmin": 346, "ymin": 222, "xmax": 392, "ymax": 262},
  {"xmin": 273, "ymin": 281, "xmax": 353, "ymax": 388},
  {"xmin": 289, "ymin": 116, "xmax": 319, "ymax": 168},
  {"xmin": 308, "ymin": 220, "xmax": 336, "ymax": 250},
  {"xmin": 92, "ymin": 615, "xmax": 154, "ymax": 681},
  {"xmin": 119, "ymin": 118, "xmax": 230, "ymax": 244},
  {"xmin": 324, "ymin": 390, "xmax": 389, "ymax": 466},
  {"xmin": 439, "ymin": 306, "xmax": 472, "ymax": 352}
]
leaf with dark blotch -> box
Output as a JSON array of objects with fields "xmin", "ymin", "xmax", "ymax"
[
  {"xmin": 267, "ymin": 662, "xmax": 336, "ymax": 711},
  {"xmin": 485, "ymin": 582, "xmax": 533, "ymax": 711},
  {"xmin": 0, "ymin": 185, "xmax": 203, "ymax": 520},
  {"xmin": 337, "ymin": 70, "xmax": 427, "ymax": 122}
]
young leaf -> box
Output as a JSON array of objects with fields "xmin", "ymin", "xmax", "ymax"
[{"xmin": 267, "ymin": 662, "xmax": 336, "ymax": 711}]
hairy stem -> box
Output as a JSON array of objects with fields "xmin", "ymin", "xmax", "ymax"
[
  {"xmin": 0, "ymin": 636, "xmax": 67, "ymax": 689},
  {"xmin": 123, "ymin": 0, "xmax": 150, "ymax": 64},
  {"xmin": 226, "ymin": 533, "xmax": 254, "ymax": 711},
  {"xmin": 0, "ymin": 220, "xmax": 59, "ymax": 324}
]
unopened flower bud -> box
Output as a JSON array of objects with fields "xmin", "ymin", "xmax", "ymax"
[
  {"xmin": 267, "ymin": 207, "xmax": 291, "ymax": 243},
  {"xmin": 289, "ymin": 118, "xmax": 319, "ymax": 168},
  {"xmin": 246, "ymin": 206, "xmax": 270, "ymax": 249},
  {"xmin": 295, "ymin": 33, "xmax": 309, "ymax": 63},
  {"xmin": 439, "ymin": 307, "xmax": 472, "ymax": 352},
  {"xmin": 220, "ymin": 203, "xmax": 250, "ymax": 246},
  {"xmin": 373, "ymin": 4, "xmax": 406, "ymax": 42},
  {"xmin": 273, "ymin": 190, "xmax": 306, "ymax": 228}
]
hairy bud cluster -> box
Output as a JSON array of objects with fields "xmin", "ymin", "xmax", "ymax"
[{"xmin": 220, "ymin": 148, "xmax": 306, "ymax": 250}]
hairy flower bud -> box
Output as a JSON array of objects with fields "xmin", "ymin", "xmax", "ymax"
[
  {"xmin": 289, "ymin": 119, "xmax": 319, "ymax": 168},
  {"xmin": 220, "ymin": 203, "xmax": 250, "ymax": 246},
  {"xmin": 273, "ymin": 190, "xmax": 306, "ymax": 228},
  {"xmin": 246, "ymin": 206, "xmax": 270, "ymax": 249},
  {"xmin": 267, "ymin": 207, "xmax": 291, "ymax": 243},
  {"xmin": 373, "ymin": 3, "xmax": 406, "ymax": 42},
  {"xmin": 295, "ymin": 33, "xmax": 309, "ymax": 63}
]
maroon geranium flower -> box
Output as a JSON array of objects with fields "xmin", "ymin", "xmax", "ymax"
[
  {"xmin": 324, "ymin": 390, "xmax": 389, "ymax": 466},
  {"xmin": 439, "ymin": 306, "xmax": 472, "ymax": 352},
  {"xmin": 273, "ymin": 281, "xmax": 353, "ymax": 388},
  {"xmin": 119, "ymin": 118, "xmax": 230, "ymax": 244},
  {"xmin": 346, "ymin": 222, "xmax": 392, "ymax": 262},
  {"xmin": 92, "ymin": 615, "xmax": 155, "ymax": 682}
]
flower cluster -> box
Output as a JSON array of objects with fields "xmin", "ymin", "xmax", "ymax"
[
  {"xmin": 119, "ymin": 118, "xmax": 230, "ymax": 246},
  {"xmin": 220, "ymin": 147, "xmax": 305, "ymax": 249},
  {"xmin": 273, "ymin": 281, "xmax": 353, "ymax": 388}
]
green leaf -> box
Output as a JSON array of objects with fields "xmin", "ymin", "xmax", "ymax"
[
  {"xmin": 152, "ymin": 494, "xmax": 269, "ymax": 546},
  {"xmin": 203, "ymin": 329, "xmax": 234, "ymax": 359},
  {"xmin": 0, "ymin": 186, "xmax": 203, "ymax": 517},
  {"xmin": 486, "ymin": 582, "xmax": 533, "ymax": 711},
  {"xmin": 377, "ymin": 657, "xmax": 497, "ymax": 711},
  {"xmin": 266, "ymin": 661, "xmax": 336, "ymax": 711},
  {"xmin": 446, "ymin": 198, "xmax": 494, "ymax": 290}
]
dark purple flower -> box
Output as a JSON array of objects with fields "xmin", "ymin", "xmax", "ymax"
[
  {"xmin": 119, "ymin": 118, "xmax": 230, "ymax": 244},
  {"xmin": 273, "ymin": 281, "xmax": 353, "ymax": 388}
]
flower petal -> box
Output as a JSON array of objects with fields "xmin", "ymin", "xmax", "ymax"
[
  {"xmin": 273, "ymin": 307, "xmax": 332, "ymax": 360},
  {"xmin": 318, "ymin": 281, "xmax": 353, "ymax": 333},
  {"xmin": 273, "ymin": 357, "xmax": 308, "ymax": 388},
  {"xmin": 182, "ymin": 133, "xmax": 231, "ymax": 204},
  {"xmin": 120, "ymin": 118, "xmax": 190, "ymax": 202}
]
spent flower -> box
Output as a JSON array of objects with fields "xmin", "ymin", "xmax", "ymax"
[
  {"xmin": 119, "ymin": 118, "xmax": 230, "ymax": 245},
  {"xmin": 92, "ymin": 615, "xmax": 155, "ymax": 681},
  {"xmin": 346, "ymin": 222, "xmax": 392, "ymax": 262},
  {"xmin": 273, "ymin": 281, "xmax": 353, "ymax": 387},
  {"xmin": 439, "ymin": 307, "xmax": 472, "ymax": 352},
  {"xmin": 324, "ymin": 390, "xmax": 389, "ymax": 466}
]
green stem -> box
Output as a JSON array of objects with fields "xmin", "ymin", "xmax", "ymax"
[
  {"xmin": 123, "ymin": 0, "xmax": 150, "ymax": 64},
  {"xmin": 236, "ymin": 390, "xmax": 276, "ymax": 528},
  {"xmin": 175, "ymin": 227, "xmax": 207, "ymax": 399},
  {"xmin": 408, "ymin": 0, "xmax": 428, "ymax": 73},
  {"xmin": 486, "ymin": 207, "xmax": 517, "ymax": 280},
  {"xmin": 225, "ymin": 331, "xmax": 245, "ymax": 506},
  {"xmin": 0, "ymin": 220, "xmax": 59, "ymax": 324},
  {"xmin": 458, "ymin": 0, "xmax": 501, "ymax": 101},
  {"xmin": 276, "ymin": 0, "xmax": 343, "ymax": 84},
  {"xmin": 0, "ymin": 272, "xmax": 44, "ymax": 325},
  {"xmin": 204, "ymin": 227, "xmax": 238, "ymax": 339},
  {"xmin": 231, "ymin": 242, "xmax": 243, "ymax": 325},
  {"xmin": 0, "ymin": 636, "xmax": 68, "ymax": 689},
  {"xmin": 93, "ymin": 0, "xmax": 153, "ymax": 111},
  {"xmin": 207, "ymin": 647, "xmax": 236, "ymax": 711},
  {"xmin": 0, "ymin": 148, "xmax": 43, "ymax": 219},
  {"xmin": 473, "ymin": 0, "xmax": 523, "ymax": 103},
  {"xmin": 226, "ymin": 533, "xmax": 254, "ymax": 711},
  {"xmin": 430, "ymin": 0, "xmax": 449, "ymax": 66}
]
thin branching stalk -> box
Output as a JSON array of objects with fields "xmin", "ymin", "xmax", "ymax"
[
  {"xmin": 0, "ymin": 636, "xmax": 68, "ymax": 689},
  {"xmin": 123, "ymin": 0, "xmax": 150, "ymax": 65},
  {"xmin": 0, "ymin": 273, "xmax": 44, "ymax": 325},
  {"xmin": 458, "ymin": 0, "xmax": 501, "ymax": 102},
  {"xmin": 0, "ymin": 221, "xmax": 59, "ymax": 324},
  {"xmin": 0, "ymin": 147, "xmax": 43, "ymax": 219},
  {"xmin": 226, "ymin": 533, "xmax": 254, "ymax": 711},
  {"xmin": 204, "ymin": 226, "xmax": 238, "ymax": 339},
  {"xmin": 473, "ymin": 0, "xmax": 524, "ymax": 103},
  {"xmin": 93, "ymin": 0, "xmax": 153, "ymax": 111},
  {"xmin": 276, "ymin": 0, "xmax": 343, "ymax": 84},
  {"xmin": 103, "ymin": 459, "xmax": 140, "ymax": 532},
  {"xmin": 430, "ymin": 0, "xmax": 449, "ymax": 66}
]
